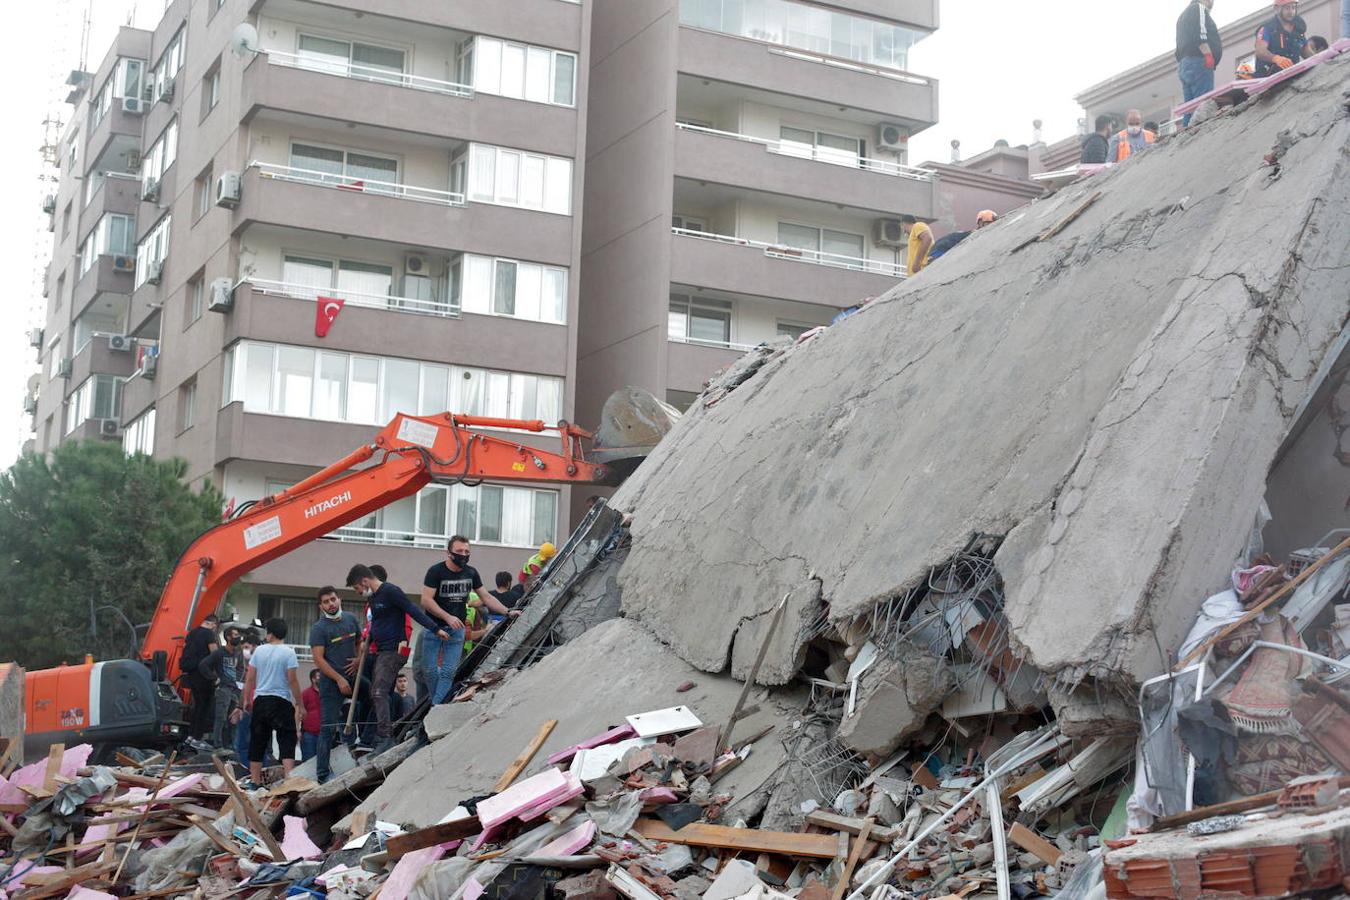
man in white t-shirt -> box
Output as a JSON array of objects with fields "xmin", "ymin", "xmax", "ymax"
[{"xmin": 242, "ymin": 618, "xmax": 304, "ymax": 788}]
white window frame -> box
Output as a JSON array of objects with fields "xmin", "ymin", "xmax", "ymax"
[
  {"xmin": 142, "ymin": 118, "xmax": 179, "ymax": 189},
  {"xmin": 135, "ymin": 215, "xmax": 172, "ymax": 289},
  {"xmin": 64, "ymin": 374, "xmax": 124, "ymax": 435},
  {"xmin": 179, "ymin": 379, "xmax": 197, "ymax": 431},
  {"xmin": 288, "ymin": 140, "xmax": 401, "ymax": 189},
  {"xmin": 123, "ymin": 408, "xmax": 156, "ymax": 455},
  {"xmin": 668, "ymin": 292, "xmax": 733, "ymax": 346},
  {"xmin": 463, "ymin": 143, "xmax": 571, "ymax": 215},
  {"xmin": 457, "ymin": 253, "xmax": 567, "ymax": 324},
  {"xmin": 471, "ymin": 36, "xmax": 577, "ymax": 107},
  {"xmin": 78, "ymin": 213, "xmax": 136, "ymax": 278},
  {"xmin": 295, "ymin": 32, "xmax": 409, "ymax": 81},
  {"xmin": 222, "ymin": 341, "xmax": 563, "ymax": 426},
  {"xmin": 150, "ymin": 29, "xmax": 186, "ymax": 102}
]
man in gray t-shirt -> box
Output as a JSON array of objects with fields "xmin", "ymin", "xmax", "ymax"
[
  {"xmin": 309, "ymin": 587, "xmax": 365, "ymax": 783},
  {"xmin": 243, "ymin": 618, "xmax": 303, "ymax": 787}
]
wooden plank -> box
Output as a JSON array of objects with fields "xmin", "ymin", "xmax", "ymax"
[
  {"xmin": 634, "ymin": 819, "xmax": 839, "ymax": 859},
  {"xmin": 211, "ymin": 756, "xmax": 287, "ymax": 863},
  {"xmin": 494, "ymin": 719, "xmax": 558, "ymax": 792},
  {"xmin": 190, "ymin": 815, "xmax": 249, "ymax": 858},
  {"xmin": 1007, "ymin": 823, "xmax": 1061, "ymax": 866},
  {"xmin": 42, "ymin": 743, "xmax": 65, "ymax": 793},
  {"xmin": 111, "ymin": 750, "xmax": 178, "ymax": 884},
  {"xmin": 831, "ymin": 819, "xmax": 873, "ymax": 900},
  {"xmin": 14, "ymin": 860, "xmax": 114, "ymax": 900},
  {"xmin": 805, "ymin": 811, "xmax": 901, "ymax": 843},
  {"xmin": 384, "ymin": 815, "xmax": 483, "ymax": 861}
]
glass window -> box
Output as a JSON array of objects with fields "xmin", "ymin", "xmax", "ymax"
[
  {"xmin": 478, "ymin": 485, "xmax": 503, "ymax": 542},
  {"xmin": 493, "ymin": 261, "xmax": 517, "ymax": 315},
  {"xmin": 544, "ymin": 158, "xmax": 571, "ymax": 214},
  {"xmin": 381, "ymin": 358, "xmax": 419, "ymax": 419},
  {"xmin": 315, "ymin": 352, "xmax": 347, "ymax": 420},
  {"xmin": 543, "ymin": 268, "xmax": 566, "ymax": 323},
  {"xmin": 777, "ymin": 222, "xmax": 820, "ymax": 252},
  {"xmin": 553, "ymin": 54, "xmax": 576, "ymax": 105},
  {"xmin": 453, "ymin": 483, "xmax": 477, "ymax": 537},
  {"xmin": 525, "ymin": 47, "xmax": 551, "ymax": 102},
  {"xmin": 500, "ymin": 44, "xmax": 526, "ymax": 98},
  {"xmin": 462, "ymin": 255, "xmax": 492, "ymax": 314},
  {"xmin": 352, "ymin": 42, "xmax": 405, "ymax": 75},
  {"xmin": 276, "ymin": 346, "xmax": 315, "ymax": 416},
  {"xmin": 475, "ymin": 38, "xmax": 502, "ymax": 94},
  {"xmin": 349, "ymin": 356, "xmax": 379, "ymax": 423},
  {"xmin": 777, "ymin": 321, "xmax": 810, "ymax": 339},
  {"xmin": 521, "ymin": 155, "xmax": 545, "ymax": 208},
  {"xmin": 469, "ymin": 145, "xmax": 496, "ymax": 201},
  {"xmin": 420, "ymin": 365, "xmax": 448, "ymax": 415},
  {"xmin": 418, "ymin": 487, "xmax": 448, "ymax": 536},
  {"xmin": 298, "ymin": 35, "xmax": 350, "ymax": 75},
  {"xmin": 283, "ymin": 256, "xmax": 334, "ymax": 295},
  {"xmin": 497, "ymin": 151, "xmax": 520, "ymax": 204},
  {"xmin": 822, "ymin": 228, "xmax": 864, "ymax": 259},
  {"xmin": 291, "ymin": 143, "xmax": 345, "ymax": 179},
  {"xmin": 532, "ymin": 490, "xmax": 557, "ymax": 545},
  {"xmin": 337, "ymin": 260, "xmax": 394, "ymax": 297},
  {"xmin": 680, "ymin": 0, "xmax": 916, "ymax": 70},
  {"xmin": 244, "ymin": 342, "xmax": 275, "ymax": 411},
  {"xmin": 345, "ymin": 152, "xmax": 398, "ymax": 188}
]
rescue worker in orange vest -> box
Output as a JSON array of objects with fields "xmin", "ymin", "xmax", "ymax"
[
  {"xmin": 1107, "ymin": 109, "xmax": 1156, "ymax": 162},
  {"xmin": 1254, "ymin": 0, "xmax": 1307, "ymax": 77},
  {"xmin": 519, "ymin": 542, "xmax": 557, "ymax": 587}
]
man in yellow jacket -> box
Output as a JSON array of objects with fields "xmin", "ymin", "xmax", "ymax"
[
  {"xmin": 900, "ymin": 215, "xmax": 933, "ymax": 275},
  {"xmin": 519, "ymin": 542, "xmax": 557, "ymax": 587}
]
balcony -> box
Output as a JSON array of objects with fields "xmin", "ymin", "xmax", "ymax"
[
  {"xmin": 248, "ymin": 0, "xmax": 583, "ymax": 52},
  {"xmin": 670, "ymin": 228, "xmax": 902, "ymax": 308},
  {"xmin": 845, "ymin": 0, "xmax": 939, "ymax": 30},
  {"xmin": 678, "ymin": 27, "xmax": 937, "ymax": 127},
  {"xmin": 73, "ymin": 256, "xmax": 135, "ymax": 317},
  {"xmin": 77, "ymin": 175, "xmax": 140, "ymax": 245},
  {"xmin": 242, "ymin": 52, "xmax": 578, "ymax": 158},
  {"xmin": 667, "ymin": 340, "xmax": 746, "ymax": 394},
  {"xmin": 85, "ymin": 104, "xmax": 145, "ymax": 174},
  {"xmin": 674, "ymin": 123, "xmax": 938, "ymax": 218},
  {"xmin": 232, "ymin": 164, "xmax": 574, "ymax": 266},
  {"xmin": 69, "ymin": 334, "xmax": 137, "ymax": 387},
  {"xmin": 227, "ymin": 280, "xmax": 570, "ymax": 374}
]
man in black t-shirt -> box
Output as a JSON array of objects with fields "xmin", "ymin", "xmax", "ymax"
[
  {"xmin": 489, "ymin": 571, "xmax": 526, "ymax": 613},
  {"xmin": 308, "ymin": 587, "xmax": 364, "ymax": 783},
  {"xmin": 1254, "ymin": 2, "xmax": 1307, "ymax": 77},
  {"xmin": 181, "ymin": 613, "xmax": 220, "ymax": 739},
  {"xmin": 420, "ymin": 535, "xmax": 520, "ymax": 703}
]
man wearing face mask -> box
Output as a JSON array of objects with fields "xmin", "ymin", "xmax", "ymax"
[
  {"xmin": 346, "ymin": 564, "xmax": 448, "ymax": 750},
  {"xmin": 1108, "ymin": 110, "xmax": 1156, "ymax": 163},
  {"xmin": 309, "ymin": 586, "xmax": 364, "ymax": 783},
  {"xmin": 199, "ymin": 625, "xmax": 245, "ymax": 749},
  {"xmin": 421, "ymin": 536, "xmax": 521, "ymax": 705}
]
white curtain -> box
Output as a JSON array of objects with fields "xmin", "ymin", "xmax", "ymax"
[{"xmin": 500, "ymin": 488, "xmax": 533, "ymax": 546}]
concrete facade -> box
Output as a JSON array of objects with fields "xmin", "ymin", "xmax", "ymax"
[
  {"xmin": 30, "ymin": 0, "xmax": 595, "ymax": 645},
  {"xmin": 575, "ymin": 0, "xmax": 941, "ymax": 425}
]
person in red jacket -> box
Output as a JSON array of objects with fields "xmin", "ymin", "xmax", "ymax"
[{"xmin": 300, "ymin": 669, "xmax": 322, "ymax": 761}]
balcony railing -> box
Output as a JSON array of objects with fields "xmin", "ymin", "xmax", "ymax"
[
  {"xmin": 677, "ymin": 122, "xmax": 933, "ymax": 181},
  {"xmin": 249, "ymin": 161, "xmax": 467, "ymax": 207},
  {"xmin": 319, "ymin": 524, "xmax": 544, "ymax": 552},
  {"xmin": 668, "ymin": 333, "xmax": 759, "ymax": 352},
  {"xmin": 246, "ymin": 277, "xmax": 461, "ymax": 319},
  {"xmin": 765, "ymin": 46, "xmax": 932, "ymax": 86},
  {"xmin": 263, "ymin": 49, "xmax": 476, "ymax": 99},
  {"xmin": 672, "ymin": 227, "xmax": 906, "ymax": 278}
]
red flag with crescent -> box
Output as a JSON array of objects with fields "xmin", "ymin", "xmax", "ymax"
[{"xmin": 315, "ymin": 296, "xmax": 345, "ymax": 337}]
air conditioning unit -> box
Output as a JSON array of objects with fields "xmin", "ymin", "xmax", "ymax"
[
  {"xmin": 22, "ymin": 395, "xmax": 36, "ymax": 415},
  {"xmin": 108, "ymin": 334, "xmax": 133, "ymax": 352},
  {"xmin": 28, "ymin": 328, "xmax": 43, "ymax": 349},
  {"xmin": 158, "ymin": 77, "xmax": 175, "ymax": 102},
  {"xmin": 404, "ymin": 254, "xmax": 429, "ymax": 277},
  {"xmin": 877, "ymin": 123, "xmax": 909, "ymax": 153},
  {"xmin": 874, "ymin": 218, "xmax": 905, "ymax": 248},
  {"xmin": 141, "ymin": 178, "xmax": 160, "ymax": 202},
  {"xmin": 57, "ymin": 359, "xmax": 72, "ymax": 379},
  {"xmin": 207, "ymin": 278, "xmax": 235, "ymax": 313},
  {"xmin": 112, "ymin": 254, "xmax": 136, "ymax": 273},
  {"xmin": 98, "ymin": 418, "xmax": 122, "ymax": 437},
  {"xmin": 41, "ymin": 195, "xmax": 56, "ymax": 214},
  {"xmin": 121, "ymin": 96, "xmax": 144, "ymax": 115},
  {"xmin": 215, "ymin": 171, "xmax": 242, "ymax": 209},
  {"xmin": 146, "ymin": 260, "xmax": 164, "ymax": 285}
]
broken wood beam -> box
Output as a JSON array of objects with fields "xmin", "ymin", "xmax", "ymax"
[
  {"xmin": 111, "ymin": 750, "xmax": 178, "ymax": 884},
  {"xmin": 494, "ymin": 719, "xmax": 558, "ymax": 792},
  {"xmin": 384, "ymin": 815, "xmax": 483, "ymax": 861},
  {"xmin": 295, "ymin": 737, "xmax": 420, "ymax": 816},
  {"xmin": 634, "ymin": 818, "xmax": 840, "ymax": 859},
  {"xmin": 805, "ymin": 811, "xmax": 901, "ymax": 843},
  {"xmin": 41, "ymin": 743, "xmax": 64, "ymax": 794},
  {"xmin": 831, "ymin": 818, "xmax": 874, "ymax": 900},
  {"xmin": 1007, "ymin": 823, "xmax": 1061, "ymax": 866},
  {"xmin": 212, "ymin": 755, "xmax": 287, "ymax": 863}
]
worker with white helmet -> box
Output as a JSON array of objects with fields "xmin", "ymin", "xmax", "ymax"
[{"xmin": 1254, "ymin": 0, "xmax": 1307, "ymax": 77}]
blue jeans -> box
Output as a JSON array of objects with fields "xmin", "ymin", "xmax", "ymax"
[
  {"xmin": 300, "ymin": 732, "xmax": 318, "ymax": 761},
  {"xmin": 1178, "ymin": 55, "xmax": 1214, "ymax": 127},
  {"xmin": 316, "ymin": 679, "xmax": 346, "ymax": 783},
  {"xmin": 422, "ymin": 629, "xmax": 465, "ymax": 704},
  {"xmin": 1343, "ymin": 0, "xmax": 1349, "ymax": 40}
]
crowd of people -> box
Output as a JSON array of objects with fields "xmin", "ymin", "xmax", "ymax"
[{"xmin": 176, "ymin": 537, "xmax": 558, "ymax": 788}]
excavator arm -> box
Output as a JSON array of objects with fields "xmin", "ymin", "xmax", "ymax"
[{"xmin": 141, "ymin": 412, "xmax": 609, "ymax": 675}]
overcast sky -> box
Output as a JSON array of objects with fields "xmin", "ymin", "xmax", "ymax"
[{"xmin": 0, "ymin": 0, "xmax": 1277, "ymax": 470}]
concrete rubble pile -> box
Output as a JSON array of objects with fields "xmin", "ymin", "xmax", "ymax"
[{"xmin": 0, "ymin": 38, "xmax": 1347, "ymax": 900}]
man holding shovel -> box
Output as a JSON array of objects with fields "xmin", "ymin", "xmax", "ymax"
[{"xmin": 310, "ymin": 585, "xmax": 364, "ymax": 784}]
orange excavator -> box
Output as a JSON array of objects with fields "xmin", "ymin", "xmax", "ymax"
[{"xmin": 22, "ymin": 395, "xmax": 678, "ymax": 759}]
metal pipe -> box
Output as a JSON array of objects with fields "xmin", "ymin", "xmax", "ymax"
[{"xmin": 1203, "ymin": 641, "xmax": 1350, "ymax": 697}]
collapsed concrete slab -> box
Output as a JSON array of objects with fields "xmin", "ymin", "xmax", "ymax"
[
  {"xmin": 837, "ymin": 645, "xmax": 952, "ymax": 758},
  {"xmin": 347, "ymin": 618, "xmax": 809, "ymax": 830},
  {"xmin": 610, "ymin": 59, "xmax": 1350, "ymax": 716}
]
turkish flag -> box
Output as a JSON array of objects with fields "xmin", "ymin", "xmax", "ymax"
[{"xmin": 315, "ymin": 296, "xmax": 345, "ymax": 337}]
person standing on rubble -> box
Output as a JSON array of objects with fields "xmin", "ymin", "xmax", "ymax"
[
  {"xmin": 899, "ymin": 215, "xmax": 933, "ymax": 275},
  {"xmin": 1176, "ymin": 0, "xmax": 1221, "ymax": 127},
  {"xmin": 1108, "ymin": 110, "xmax": 1156, "ymax": 162},
  {"xmin": 180, "ymin": 612, "xmax": 220, "ymax": 741},
  {"xmin": 1080, "ymin": 115, "xmax": 1113, "ymax": 164},
  {"xmin": 309, "ymin": 586, "xmax": 363, "ymax": 783},
  {"xmin": 198, "ymin": 625, "xmax": 244, "ymax": 749},
  {"xmin": 1254, "ymin": 0, "xmax": 1308, "ymax": 77},
  {"xmin": 420, "ymin": 537, "xmax": 522, "ymax": 705},
  {"xmin": 347, "ymin": 564, "xmax": 448, "ymax": 750},
  {"xmin": 241, "ymin": 618, "xmax": 304, "ymax": 788}
]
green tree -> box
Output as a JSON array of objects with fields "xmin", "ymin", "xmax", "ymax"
[{"xmin": 0, "ymin": 441, "xmax": 225, "ymax": 669}]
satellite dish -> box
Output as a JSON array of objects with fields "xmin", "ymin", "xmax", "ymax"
[{"xmin": 230, "ymin": 23, "xmax": 260, "ymax": 58}]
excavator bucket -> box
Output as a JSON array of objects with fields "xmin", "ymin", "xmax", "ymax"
[{"xmin": 590, "ymin": 387, "xmax": 681, "ymax": 471}]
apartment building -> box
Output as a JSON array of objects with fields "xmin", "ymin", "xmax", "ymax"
[
  {"xmin": 576, "ymin": 0, "xmax": 941, "ymax": 422},
  {"xmin": 30, "ymin": 0, "xmax": 593, "ymax": 644}
]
